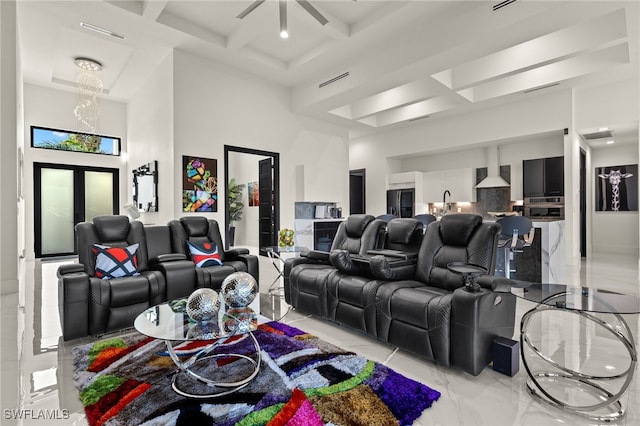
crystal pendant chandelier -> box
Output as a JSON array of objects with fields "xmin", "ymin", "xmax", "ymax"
[{"xmin": 73, "ymin": 57, "xmax": 103, "ymax": 134}]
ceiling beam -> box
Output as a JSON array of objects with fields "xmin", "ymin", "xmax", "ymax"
[
  {"xmin": 226, "ymin": 2, "xmax": 273, "ymax": 51},
  {"xmin": 458, "ymin": 43, "xmax": 630, "ymax": 103},
  {"xmin": 373, "ymin": 96, "xmax": 461, "ymax": 127},
  {"xmin": 299, "ymin": 2, "xmax": 349, "ymax": 39},
  {"xmin": 240, "ymin": 46, "xmax": 289, "ymax": 71},
  {"xmin": 433, "ymin": 8, "xmax": 629, "ymax": 90},
  {"xmin": 142, "ymin": 0, "xmax": 167, "ymax": 21},
  {"xmin": 288, "ymin": 41, "xmax": 333, "ymax": 69},
  {"xmin": 156, "ymin": 10, "xmax": 225, "ymax": 48},
  {"xmin": 348, "ymin": 80, "xmax": 435, "ymax": 120},
  {"xmin": 351, "ymin": 1, "xmax": 410, "ymax": 36}
]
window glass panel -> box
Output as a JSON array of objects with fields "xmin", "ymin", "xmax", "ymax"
[
  {"xmin": 84, "ymin": 171, "xmax": 114, "ymax": 221},
  {"xmin": 40, "ymin": 169, "xmax": 74, "ymax": 255},
  {"xmin": 31, "ymin": 126, "xmax": 120, "ymax": 156}
]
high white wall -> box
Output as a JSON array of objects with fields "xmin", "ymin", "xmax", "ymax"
[
  {"xmin": 401, "ymin": 132, "xmax": 563, "ymax": 173},
  {"xmin": 574, "ymin": 78, "xmax": 640, "ymax": 258},
  {"xmin": 172, "ymin": 49, "xmax": 349, "ymax": 240},
  {"xmin": 127, "ymin": 51, "xmax": 174, "ymax": 226},
  {"xmin": 23, "ymin": 84, "xmax": 127, "ymax": 260},
  {"xmin": 350, "ymin": 90, "xmax": 572, "ymax": 216},
  {"xmin": 352, "ymin": 78, "xmax": 638, "ymax": 267},
  {"xmin": 591, "ymin": 143, "xmax": 639, "ymax": 255},
  {"xmin": 1, "ymin": 0, "xmax": 19, "ymax": 295}
]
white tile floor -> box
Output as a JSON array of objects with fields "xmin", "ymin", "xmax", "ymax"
[{"xmin": 1, "ymin": 251, "xmax": 639, "ymax": 425}]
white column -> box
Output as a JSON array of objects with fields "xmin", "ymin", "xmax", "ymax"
[{"xmin": 0, "ymin": 0, "xmax": 19, "ymax": 295}]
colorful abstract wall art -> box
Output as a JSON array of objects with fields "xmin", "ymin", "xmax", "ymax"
[
  {"xmin": 182, "ymin": 156, "xmax": 218, "ymax": 212},
  {"xmin": 248, "ymin": 181, "xmax": 259, "ymax": 207},
  {"xmin": 595, "ymin": 164, "xmax": 638, "ymax": 212}
]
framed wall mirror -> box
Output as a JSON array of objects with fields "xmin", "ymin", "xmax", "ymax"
[{"xmin": 132, "ymin": 161, "xmax": 158, "ymax": 212}]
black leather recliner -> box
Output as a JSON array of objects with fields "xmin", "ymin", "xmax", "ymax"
[
  {"xmin": 326, "ymin": 218, "xmax": 425, "ymax": 334},
  {"xmin": 374, "ymin": 214, "xmax": 515, "ymax": 375},
  {"xmin": 284, "ymin": 214, "xmax": 517, "ymax": 376},
  {"xmin": 284, "ymin": 214, "xmax": 387, "ymax": 317},
  {"xmin": 144, "ymin": 225, "xmax": 198, "ymax": 301},
  {"xmin": 168, "ymin": 217, "xmax": 259, "ymax": 290},
  {"xmin": 57, "ymin": 216, "xmax": 166, "ymax": 340}
]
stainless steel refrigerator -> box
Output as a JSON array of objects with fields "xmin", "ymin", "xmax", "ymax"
[{"xmin": 386, "ymin": 188, "xmax": 414, "ymax": 218}]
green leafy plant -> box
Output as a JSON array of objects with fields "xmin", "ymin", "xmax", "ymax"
[{"xmin": 228, "ymin": 178, "xmax": 246, "ymax": 226}]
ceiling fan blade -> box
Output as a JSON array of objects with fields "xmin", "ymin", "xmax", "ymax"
[
  {"xmin": 296, "ymin": 0, "xmax": 329, "ymax": 26},
  {"xmin": 236, "ymin": 0, "xmax": 266, "ymax": 19}
]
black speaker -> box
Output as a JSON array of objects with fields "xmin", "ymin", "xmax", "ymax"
[{"xmin": 492, "ymin": 337, "xmax": 520, "ymax": 376}]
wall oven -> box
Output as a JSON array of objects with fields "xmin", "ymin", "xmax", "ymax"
[{"xmin": 524, "ymin": 196, "xmax": 565, "ymax": 220}]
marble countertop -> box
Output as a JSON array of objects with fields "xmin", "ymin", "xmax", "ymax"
[
  {"xmin": 482, "ymin": 216, "xmax": 564, "ymax": 223},
  {"xmin": 294, "ymin": 218, "xmax": 345, "ymax": 221}
]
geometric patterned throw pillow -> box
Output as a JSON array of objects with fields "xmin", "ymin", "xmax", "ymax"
[
  {"xmin": 92, "ymin": 243, "xmax": 140, "ymax": 280},
  {"xmin": 186, "ymin": 241, "xmax": 223, "ymax": 268}
]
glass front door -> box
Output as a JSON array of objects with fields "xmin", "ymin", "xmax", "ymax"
[{"xmin": 34, "ymin": 163, "xmax": 119, "ymax": 257}]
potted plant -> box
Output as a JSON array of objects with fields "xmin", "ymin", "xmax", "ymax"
[{"xmin": 227, "ymin": 178, "xmax": 245, "ymax": 246}]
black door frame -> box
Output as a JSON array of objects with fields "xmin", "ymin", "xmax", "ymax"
[
  {"xmin": 34, "ymin": 162, "xmax": 119, "ymax": 258},
  {"xmin": 223, "ymin": 145, "xmax": 280, "ymax": 251},
  {"xmin": 349, "ymin": 168, "xmax": 366, "ymax": 215},
  {"xmin": 580, "ymin": 148, "xmax": 587, "ymax": 257}
]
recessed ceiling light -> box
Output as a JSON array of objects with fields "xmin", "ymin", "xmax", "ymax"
[
  {"xmin": 80, "ymin": 22, "xmax": 125, "ymax": 40},
  {"xmin": 74, "ymin": 57, "xmax": 102, "ymax": 71},
  {"xmin": 598, "ymin": 127, "xmax": 610, "ymax": 132},
  {"xmin": 606, "ymin": 140, "xmax": 615, "ymax": 145}
]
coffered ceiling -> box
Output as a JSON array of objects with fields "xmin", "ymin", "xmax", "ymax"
[{"xmin": 16, "ymin": 1, "xmax": 639, "ymax": 141}]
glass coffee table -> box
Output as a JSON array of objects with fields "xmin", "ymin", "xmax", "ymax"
[
  {"xmin": 134, "ymin": 298, "xmax": 269, "ymax": 399},
  {"xmin": 511, "ymin": 282, "xmax": 639, "ymax": 421}
]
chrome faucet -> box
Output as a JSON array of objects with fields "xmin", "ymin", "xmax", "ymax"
[{"xmin": 442, "ymin": 190, "xmax": 451, "ymax": 214}]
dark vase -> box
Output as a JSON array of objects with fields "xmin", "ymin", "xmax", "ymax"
[{"xmin": 228, "ymin": 226, "xmax": 236, "ymax": 247}]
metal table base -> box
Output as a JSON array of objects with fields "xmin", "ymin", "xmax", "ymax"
[
  {"xmin": 520, "ymin": 293, "xmax": 637, "ymax": 422},
  {"xmin": 165, "ymin": 332, "xmax": 262, "ymax": 399}
]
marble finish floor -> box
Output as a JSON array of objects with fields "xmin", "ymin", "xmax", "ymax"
[{"xmin": 1, "ymin": 251, "xmax": 638, "ymax": 425}]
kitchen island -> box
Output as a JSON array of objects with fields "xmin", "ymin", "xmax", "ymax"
[{"xmin": 493, "ymin": 218, "xmax": 565, "ymax": 283}]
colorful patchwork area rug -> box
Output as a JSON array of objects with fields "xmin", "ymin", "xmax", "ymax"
[{"xmin": 72, "ymin": 321, "xmax": 441, "ymax": 425}]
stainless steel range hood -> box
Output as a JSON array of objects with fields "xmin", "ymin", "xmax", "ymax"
[{"xmin": 475, "ymin": 146, "xmax": 510, "ymax": 188}]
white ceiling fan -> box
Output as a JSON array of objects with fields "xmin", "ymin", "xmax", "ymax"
[{"xmin": 236, "ymin": 0, "xmax": 329, "ymax": 38}]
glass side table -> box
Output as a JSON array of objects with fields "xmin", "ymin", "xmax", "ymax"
[
  {"xmin": 511, "ymin": 282, "xmax": 639, "ymax": 421},
  {"xmin": 263, "ymin": 245, "xmax": 308, "ymax": 296}
]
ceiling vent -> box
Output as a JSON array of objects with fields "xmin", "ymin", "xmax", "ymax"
[
  {"xmin": 582, "ymin": 129, "xmax": 615, "ymax": 140},
  {"xmin": 493, "ymin": 0, "xmax": 517, "ymax": 12},
  {"xmin": 319, "ymin": 72, "xmax": 349, "ymax": 88}
]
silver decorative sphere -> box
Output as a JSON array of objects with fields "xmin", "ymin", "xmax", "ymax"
[
  {"xmin": 220, "ymin": 272, "xmax": 258, "ymax": 308},
  {"xmin": 186, "ymin": 288, "xmax": 220, "ymax": 322},
  {"xmin": 187, "ymin": 320, "xmax": 220, "ymax": 340},
  {"xmin": 222, "ymin": 307, "xmax": 257, "ymax": 334}
]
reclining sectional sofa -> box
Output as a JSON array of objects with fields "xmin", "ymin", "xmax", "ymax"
[
  {"xmin": 284, "ymin": 213, "xmax": 517, "ymax": 375},
  {"xmin": 57, "ymin": 215, "xmax": 258, "ymax": 341}
]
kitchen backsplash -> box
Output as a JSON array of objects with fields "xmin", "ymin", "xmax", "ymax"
[{"xmin": 427, "ymin": 165, "xmax": 515, "ymax": 218}]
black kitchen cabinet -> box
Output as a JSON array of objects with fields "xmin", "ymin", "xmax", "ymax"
[
  {"xmin": 544, "ymin": 156, "xmax": 564, "ymax": 195},
  {"xmin": 523, "ymin": 159, "xmax": 544, "ymax": 197},
  {"xmin": 523, "ymin": 156, "xmax": 564, "ymax": 198}
]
